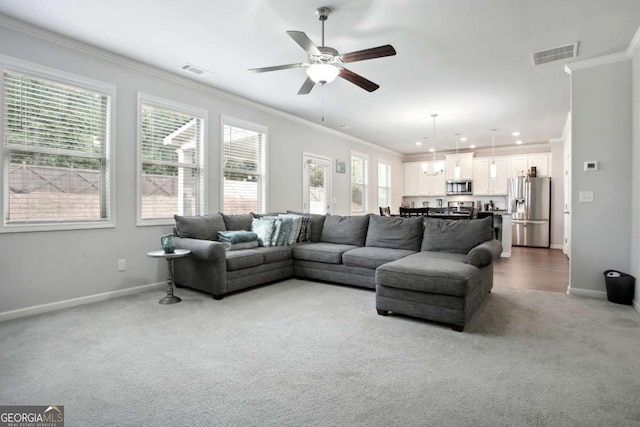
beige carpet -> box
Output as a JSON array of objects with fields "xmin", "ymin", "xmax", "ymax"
[{"xmin": 1, "ymin": 279, "xmax": 639, "ymax": 426}]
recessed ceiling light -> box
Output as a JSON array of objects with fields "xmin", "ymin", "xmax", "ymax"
[
  {"xmin": 415, "ymin": 141, "xmax": 422, "ymax": 146},
  {"xmin": 512, "ymin": 131, "xmax": 520, "ymax": 137},
  {"xmin": 516, "ymin": 140, "xmax": 523, "ymax": 145},
  {"xmin": 460, "ymin": 137, "xmax": 468, "ymax": 142},
  {"xmin": 469, "ymin": 144, "xmax": 476, "ymax": 149},
  {"xmin": 429, "ymin": 148, "xmax": 435, "ymax": 152}
]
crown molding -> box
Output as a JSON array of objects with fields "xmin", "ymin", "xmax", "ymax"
[
  {"xmin": 0, "ymin": 14, "xmax": 401, "ymax": 157},
  {"xmin": 564, "ymin": 51, "xmax": 630, "ymax": 74}
]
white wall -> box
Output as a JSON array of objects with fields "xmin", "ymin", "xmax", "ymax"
[
  {"xmin": 569, "ymin": 58, "xmax": 633, "ymax": 296},
  {"xmin": 631, "ymin": 42, "xmax": 640, "ymax": 310},
  {"xmin": 0, "ymin": 21, "xmax": 403, "ymax": 316}
]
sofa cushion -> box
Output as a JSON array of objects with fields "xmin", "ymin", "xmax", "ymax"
[
  {"xmin": 225, "ymin": 250, "xmax": 264, "ymax": 271},
  {"xmin": 222, "ymin": 213, "xmax": 255, "ymax": 231},
  {"xmin": 254, "ymin": 246, "xmax": 293, "ymax": 264},
  {"xmin": 421, "ymin": 216, "xmax": 493, "ymax": 254},
  {"xmin": 320, "ymin": 214, "xmax": 370, "ymax": 247},
  {"xmin": 365, "ymin": 215, "xmax": 424, "ymax": 251},
  {"xmin": 376, "ymin": 252, "xmax": 480, "ymax": 297},
  {"xmin": 342, "ymin": 247, "xmax": 416, "ymax": 269},
  {"xmin": 293, "ymin": 243, "xmax": 359, "ymax": 264},
  {"xmin": 174, "ymin": 213, "xmax": 226, "ymax": 241}
]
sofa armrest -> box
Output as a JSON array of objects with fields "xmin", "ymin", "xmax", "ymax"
[
  {"xmin": 466, "ymin": 239, "xmax": 503, "ymax": 268},
  {"xmin": 174, "ymin": 237, "xmax": 226, "ymax": 262}
]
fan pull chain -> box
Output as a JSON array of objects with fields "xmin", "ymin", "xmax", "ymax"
[{"xmin": 321, "ymin": 83, "xmax": 325, "ymax": 122}]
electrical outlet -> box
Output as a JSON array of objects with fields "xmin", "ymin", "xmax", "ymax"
[
  {"xmin": 118, "ymin": 259, "xmax": 126, "ymax": 272},
  {"xmin": 579, "ymin": 191, "xmax": 594, "ymax": 203}
]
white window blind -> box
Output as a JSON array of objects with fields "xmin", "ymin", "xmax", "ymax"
[
  {"xmin": 351, "ymin": 153, "xmax": 368, "ymax": 214},
  {"xmin": 139, "ymin": 97, "xmax": 205, "ymax": 222},
  {"xmin": 3, "ymin": 67, "xmax": 112, "ymax": 226},
  {"xmin": 223, "ymin": 120, "xmax": 266, "ymax": 214},
  {"xmin": 378, "ymin": 161, "xmax": 391, "ymax": 208}
]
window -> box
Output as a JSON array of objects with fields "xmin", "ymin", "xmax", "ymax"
[
  {"xmin": 350, "ymin": 152, "xmax": 368, "ymax": 214},
  {"xmin": 1, "ymin": 60, "xmax": 115, "ymax": 232},
  {"xmin": 378, "ymin": 161, "xmax": 391, "ymax": 208},
  {"xmin": 137, "ymin": 94, "xmax": 206, "ymax": 224},
  {"xmin": 222, "ymin": 117, "xmax": 267, "ymax": 214}
]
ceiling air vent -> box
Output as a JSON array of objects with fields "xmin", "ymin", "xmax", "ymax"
[
  {"xmin": 531, "ymin": 42, "xmax": 578, "ymax": 66},
  {"xmin": 180, "ymin": 64, "xmax": 210, "ymax": 76}
]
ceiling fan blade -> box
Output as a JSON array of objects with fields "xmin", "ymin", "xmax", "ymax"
[
  {"xmin": 287, "ymin": 31, "xmax": 321, "ymax": 55},
  {"xmin": 297, "ymin": 77, "xmax": 316, "ymax": 95},
  {"xmin": 339, "ymin": 68, "xmax": 380, "ymax": 92},
  {"xmin": 248, "ymin": 63, "xmax": 305, "ymax": 73},
  {"xmin": 340, "ymin": 45, "xmax": 397, "ymax": 63}
]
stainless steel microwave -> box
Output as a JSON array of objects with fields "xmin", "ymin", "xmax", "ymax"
[{"xmin": 446, "ymin": 180, "xmax": 473, "ymax": 195}]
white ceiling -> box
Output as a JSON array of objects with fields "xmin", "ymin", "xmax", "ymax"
[{"xmin": 1, "ymin": 0, "xmax": 639, "ymax": 154}]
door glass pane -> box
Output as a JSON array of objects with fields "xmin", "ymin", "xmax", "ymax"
[{"xmin": 308, "ymin": 162, "xmax": 327, "ymax": 214}]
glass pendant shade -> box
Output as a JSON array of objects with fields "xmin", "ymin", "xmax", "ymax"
[
  {"xmin": 454, "ymin": 163, "xmax": 461, "ymax": 180},
  {"xmin": 490, "ymin": 161, "xmax": 497, "ymax": 178},
  {"xmin": 306, "ymin": 64, "xmax": 340, "ymax": 83}
]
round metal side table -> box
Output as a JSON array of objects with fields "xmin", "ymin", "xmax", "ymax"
[{"xmin": 146, "ymin": 249, "xmax": 190, "ymax": 304}]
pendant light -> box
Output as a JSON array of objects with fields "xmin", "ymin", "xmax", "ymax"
[
  {"xmin": 490, "ymin": 129, "xmax": 497, "ymax": 178},
  {"xmin": 431, "ymin": 113, "xmax": 441, "ymax": 175},
  {"xmin": 454, "ymin": 133, "xmax": 461, "ymax": 180}
]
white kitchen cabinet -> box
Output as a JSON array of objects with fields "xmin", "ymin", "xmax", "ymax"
[
  {"xmin": 473, "ymin": 157, "xmax": 509, "ymax": 195},
  {"xmin": 510, "ymin": 153, "xmax": 550, "ymax": 178},
  {"xmin": 404, "ymin": 162, "xmax": 419, "ymax": 196},
  {"xmin": 418, "ymin": 160, "xmax": 446, "ymax": 195},
  {"xmin": 445, "ymin": 153, "xmax": 474, "ymax": 180}
]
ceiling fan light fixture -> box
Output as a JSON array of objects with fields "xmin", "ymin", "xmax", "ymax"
[{"xmin": 306, "ymin": 64, "xmax": 340, "ymax": 83}]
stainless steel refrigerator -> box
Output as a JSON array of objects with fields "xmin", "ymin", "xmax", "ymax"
[{"xmin": 508, "ymin": 177, "xmax": 551, "ymax": 248}]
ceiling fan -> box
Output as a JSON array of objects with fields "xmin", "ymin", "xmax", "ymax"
[{"xmin": 248, "ymin": 6, "xmax": 396, "ymax": 95}]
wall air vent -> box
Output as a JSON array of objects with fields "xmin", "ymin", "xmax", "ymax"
[
  {"xmin": 180, "ymin": 64, "xmax": 211, "ymax": 75},
  {"xmin": 531, "ymin": 42, "xmax": 578, "ymax": 66}
]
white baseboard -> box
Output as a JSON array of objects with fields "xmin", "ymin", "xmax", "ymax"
[
  {"xmin": 0, "ymin": 282, "xmax": 164, "ymax": 323},
  {"xmin": 567, "ymin": 287, "xmax": 607, "ymax": 299},
  {"xmin": 550, "ymin": 244, "xmax": 564, "ymax": 250},
  {"xmin": 501, "ymin": 252, "xmax": 512, "ymax": 258}
]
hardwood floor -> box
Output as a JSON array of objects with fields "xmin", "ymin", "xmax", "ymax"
[{"xmin": 493, "ymin": 246, "xmax": 569, "ymax": 293}]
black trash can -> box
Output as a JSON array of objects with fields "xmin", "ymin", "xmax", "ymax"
[{"xmin": 603, "ymin": 270, "xmax": 635, "ymax": 305}]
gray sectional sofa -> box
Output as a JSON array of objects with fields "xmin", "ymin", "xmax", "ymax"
[{"xmin": 172, "ymin": 212, "xmax": 502, "ymax": 331}]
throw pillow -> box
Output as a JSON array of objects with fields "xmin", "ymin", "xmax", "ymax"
[
  {"xmin": 251, "ymin": 218, "xmax": 276, "ymax": 247},
  {"xmin": 174, "ymin": 213, "xmax": 226, "ymax": 241},
  {"xmin": 264, "ymin": 216, "xmax": 293, "ymax": 246},
  {"xmin": 287, "ymin": 211, "xmax": 325, "ymax": 242},
  {"xmin": 278, "ymin": 214, "xmax": 304, "ymax": 245},
  {"xmin": 270, "ymin": 218, "xmax": 283, "ymax": 247},
  {"xmin": 297, "ymin": 216, "xmax": 312, "ymax": 242},
  {"xmin": 421, "ymin": 216, "xmax": 493, "ymax": 254}
]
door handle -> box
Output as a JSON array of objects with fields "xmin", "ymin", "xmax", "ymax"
[{"xmin": 563, "ymin": 211, "xmax": 570, "ymax": 214}]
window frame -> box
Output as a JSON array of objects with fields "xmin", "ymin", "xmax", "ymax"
[
  {"xmin": 350, "ymin": 151, "xmax": 369, "ymax": 215},
  {"xmin": 220, "ymin": 115, "xmax": 268, "ymax": 214},
  {"xmin": 136, "ymin": 93, "xmax": 207, "ymax": 226},
  {"xmin": 0, "ymin": 56, "xmax": 116, "ymax": 233},
  {"xmin": 377, "ymin": 160, "xmax": 392, "ymax": 209}
]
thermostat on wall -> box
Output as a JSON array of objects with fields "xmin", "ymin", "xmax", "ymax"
[{"xmin": 584, "ymin": 161, "xmax": 598, "ymax": 171}]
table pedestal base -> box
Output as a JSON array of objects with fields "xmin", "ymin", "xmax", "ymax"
[{"xmin": 159, "ymin": 295, "xmax": 182, "ymax": 304}]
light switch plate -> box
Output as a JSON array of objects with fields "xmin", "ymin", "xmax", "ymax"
[{"xmin": 579, "ymin": 191, "xmax": 594, "ymax": 203}]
